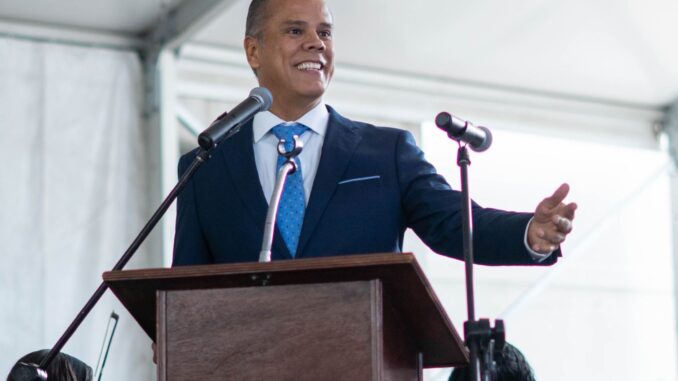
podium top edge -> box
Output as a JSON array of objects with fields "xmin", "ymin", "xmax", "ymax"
[{"xmin": 103, "ymin": 252, "xmax": 420, "ymax": 282}]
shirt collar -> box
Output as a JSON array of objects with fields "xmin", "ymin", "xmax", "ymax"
[{"xmin": 252, "ymin": 102, "xmax": 329, "ymax": 143}]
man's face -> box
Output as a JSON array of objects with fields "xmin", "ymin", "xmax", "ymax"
[{"xmin": 245, "ymin": 0, "xmax": 334, "ymax": 108}]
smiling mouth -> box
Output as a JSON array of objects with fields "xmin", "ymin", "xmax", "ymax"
[{"xmin": 296, "ymin": 61, "xmax": 323, "ymax": 71}]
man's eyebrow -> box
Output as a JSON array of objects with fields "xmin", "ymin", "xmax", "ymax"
[
  {"xmin": 281, "ymin": 20, "xmax": 308, "ymax": 27},
  {"xmin": 280, "ymin": 20, "xmax": 333, "ymax": 29}
]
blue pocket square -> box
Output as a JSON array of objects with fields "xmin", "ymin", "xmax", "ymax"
[{"xmin": 338, "ymin": 175, "xmax": 381, "ymax": 185}]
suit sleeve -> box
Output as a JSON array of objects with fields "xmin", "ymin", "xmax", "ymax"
[
  {"xmin": 172, "ymin": 152, "xmax": 214, "ymax": 266},
  {"xmin": 396, "ymin": 130, "xmax": 559, "ymax": 266}
]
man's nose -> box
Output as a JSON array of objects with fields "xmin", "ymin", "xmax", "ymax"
[{"xmin": 303, "ymin": 33, "xmax": 326, "ymax": 51}]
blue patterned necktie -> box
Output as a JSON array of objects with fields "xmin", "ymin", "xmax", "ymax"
[{"xmin": 271, "ymin": 123, "xmax": 309, "ymax": 257}]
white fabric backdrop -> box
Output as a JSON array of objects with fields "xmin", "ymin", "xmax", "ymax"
[{"xmin": 0, "ymin": 37, "xmax": 157, "ymax": 380}]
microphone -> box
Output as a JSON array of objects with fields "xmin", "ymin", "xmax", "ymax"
[
  {"xmin": 435, "ymin": 111, "xmax": 493, "ymax": 152},
  {"xmin": 198, "ymin": 87, "xmax": 273, "ymax": 150}
]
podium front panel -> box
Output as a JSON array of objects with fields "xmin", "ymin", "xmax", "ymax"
[{"xmin": 157, "ymin": 280, "xmax": 390, "ymax": 380}]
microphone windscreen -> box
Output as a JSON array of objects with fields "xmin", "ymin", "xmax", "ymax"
[{"xmin": 250, "ymin": 87, "xmax": 273, "ymax": 111}]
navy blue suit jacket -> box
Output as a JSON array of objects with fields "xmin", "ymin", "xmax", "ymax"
[{"xmin": 173, "ymin": 106, "xmax": 559, "ymax": 266}]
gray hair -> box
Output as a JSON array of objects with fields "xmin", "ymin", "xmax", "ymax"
[{"xmin": 245, "ymin": 0, "xmax": 270, "ymax": 39}]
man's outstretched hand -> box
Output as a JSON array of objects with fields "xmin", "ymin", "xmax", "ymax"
[{"xmin": 528, "ymin": 183, "xmax": 577, "ymax": 254}]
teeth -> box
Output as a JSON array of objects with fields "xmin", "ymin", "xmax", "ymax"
[{"xmin": 296, "ymin": 62, "xmax": 322, "ymax": 71}]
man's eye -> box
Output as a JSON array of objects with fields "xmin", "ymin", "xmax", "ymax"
[
  {"xmin": 319, "ymin": 30, "xmax": 332, "ymax": 38},
  {"xmin": 288, "ymin": 28, "xmax": 303, "ymax": 35}
]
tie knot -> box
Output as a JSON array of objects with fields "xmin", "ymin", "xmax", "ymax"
[{"xmin": 272, "ymin": 123, "xmax": 309, "ymax": 142}]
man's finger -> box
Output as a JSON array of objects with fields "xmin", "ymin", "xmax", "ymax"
[
  {"xmin": 532, "ymin": 243, "xmax": 557, "ymax": 253},
  {"xmin": 551, "ymin": 215, "xmax": 573, "ymax": 233},
  {"xmin": 540, "ymin": 228, "xmax": 566, "ymax": 244},
  {"xmin": 561, "ymin": 202, "xmax": 577, "ymax": 220},
  {"xmin": 541, "ymin": 183, "xmax": 570, "ymax": 209}
]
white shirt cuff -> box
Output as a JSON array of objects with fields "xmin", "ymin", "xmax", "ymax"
[{"xmin": 524, "ymin": 217, "xmax": 554, "ymax": 263}]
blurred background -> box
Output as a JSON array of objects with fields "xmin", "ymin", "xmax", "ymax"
[{"xmin": 1, "ymin": 0, "xmax": 677, "ymax": 379}]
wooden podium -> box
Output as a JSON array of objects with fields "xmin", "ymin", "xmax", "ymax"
[{"xmin": 103, "ymin": 253, "xmax": 467, "ymax": 380}]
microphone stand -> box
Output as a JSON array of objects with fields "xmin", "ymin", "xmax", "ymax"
[
  {"xmin": 16, "ymin": 118, "xmax": 250, "ymax": 380},
  {"xmin": 259, "ymin": 136, "xmax": 303, "ymax": 262},
  {"xmin": 457, "ymin": 144, "xmax": 505, "ymax": 381}
]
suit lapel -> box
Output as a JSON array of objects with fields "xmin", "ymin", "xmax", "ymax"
[
  {"xmin": 219, "ymin": 121, "xmax": 292, "ymax": 258},
  {"xmin": 297, "ymin": 108, "xmax": 362, "ymax": 257},
  {"xmin": 219, "ymin": 121, "xmax": 267, "ymax": 226}
]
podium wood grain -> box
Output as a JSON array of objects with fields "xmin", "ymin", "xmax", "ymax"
[{"xmin": 158, "ymin": 281, "xmax": 392, "ymax": 380}]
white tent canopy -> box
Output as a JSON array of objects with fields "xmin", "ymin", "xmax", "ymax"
[
  {"xmin": 2, "ymin": 0, "xmax": 677, "ymax": 106},
  {"xmin": 2, "ymin": 0, "xmax": 675, "ymax": 147},
  {"xmin": 0, "ymin": 0, "xmax": 678, "ymax": 102}
]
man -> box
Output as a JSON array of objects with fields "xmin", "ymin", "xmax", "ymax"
[{"xmin": 172, "ymin": 0, "xmax": 576, "ymax": 266}]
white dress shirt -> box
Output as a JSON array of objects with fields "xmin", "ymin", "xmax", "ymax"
[
  {"xmin": 251, "ymin": 102, "xmax": 551, "ymax": 261},
  {"xmin": 253, "ymin": 102, "xmax": 328, "ymax": 205}
]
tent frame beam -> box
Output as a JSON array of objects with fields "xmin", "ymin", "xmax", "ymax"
[
  {"xmin": 665, "ymin": 99, "xmax": 678, "ymax": 166},
  {"xmin": 139, "ymin": 0, "xmax": 237, "ymax": 263},
  {"xmin": 665, "ymin": 97, "xmax": 678, "ymax": 378}
]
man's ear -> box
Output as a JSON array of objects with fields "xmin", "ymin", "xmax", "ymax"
[{"xmin": 244, "ymin": 36, "xmax": 260, "ymax": 71}]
